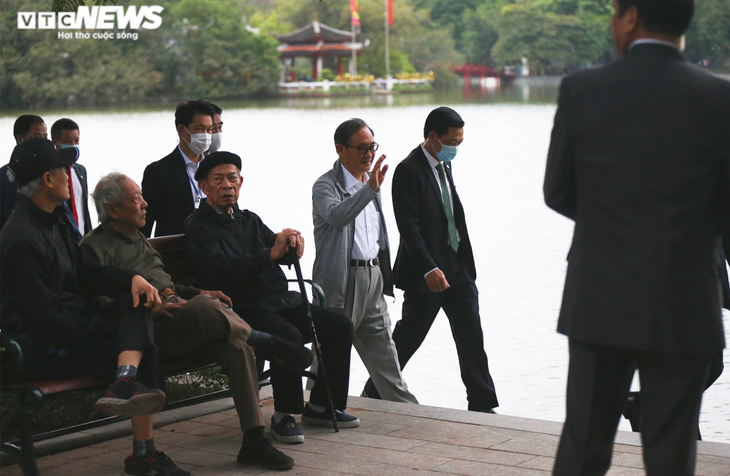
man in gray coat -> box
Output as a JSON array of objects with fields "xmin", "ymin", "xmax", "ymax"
[{"xmin": 312, "ymin": 118, "xmax": 417, "ymax": 404}]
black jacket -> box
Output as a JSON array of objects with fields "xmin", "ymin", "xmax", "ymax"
[
  {"xmin": 185, "ymin": 199, "xmax": 301, "ymax": 312},
  {"xmin": 0, "ymin": 196, "xmax": 137, "ymax": 355},
  {"xmin": 544, "ymin": 43, "xmax": 730, "ymax": 354},
  {"xmin": 391, "ymin": 146, "xmax": 476, "ymax": 293},
  {"xmin": 141, "ymin": 148, "xmax": 196, "ymax": 237}
]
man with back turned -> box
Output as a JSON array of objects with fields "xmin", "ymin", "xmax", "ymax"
[{"xmin": 544, "ymin": 0, "xmax": 730, "ymax": 474}]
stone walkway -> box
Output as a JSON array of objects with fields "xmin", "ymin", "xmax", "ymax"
[{"xmin": 4, "ymin": 392, "xmax": 730, "ymax": 475}]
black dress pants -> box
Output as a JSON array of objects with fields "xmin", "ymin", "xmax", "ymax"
[
  {"xmin": 392, "ymin": 279, "xmax": 499, "ymax": 411},
  {"xmin": 237, "ymin": 303, "xmax": 354, "ymax": 414},
  {"xmin": 553, "ymin": 340, "xmax": 711, "ymax": 476},
  {"xmin": 20, "ymin": 293, "xmax": 160, "ymax": 389}
]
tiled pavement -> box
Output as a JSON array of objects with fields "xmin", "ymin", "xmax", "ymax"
[{"xmin": 3, "ymin": 391, "xmax": 730, "ymax": 475}]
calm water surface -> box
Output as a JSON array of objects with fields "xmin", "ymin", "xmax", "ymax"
[{"xmin": 2, "ymin": 82, "xmax": 729, "ymax": 442}]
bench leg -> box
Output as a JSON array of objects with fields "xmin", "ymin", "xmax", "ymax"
[{"xmin": 18, "ymin": 388, "xmax": 43, "ymax": 476}]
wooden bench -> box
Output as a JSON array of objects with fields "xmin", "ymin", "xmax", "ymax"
[{"xmin": 0, "ymin": 234, "xmax": 325, "ymax": 476}]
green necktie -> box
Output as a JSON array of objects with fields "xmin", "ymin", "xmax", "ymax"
[{"xmin": 436, "ymin": 163, "xmax": 459, "ymax": 252}]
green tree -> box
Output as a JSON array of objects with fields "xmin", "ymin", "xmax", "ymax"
[
  {"xmin": 152, "ymin": 0, "xmax": 281, "ymax": 98},
  {"xmin": 1, "ymin": 0, "xmax": 156, "ymax": 109},
  {"xmin": 491, "ymin": 2, "xmax": 609, "ymax": 73},
  {"xmin": 684, "ymin": 0, "xmax": 730, "ymax": 67}
]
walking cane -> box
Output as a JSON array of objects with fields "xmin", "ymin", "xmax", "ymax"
[{"xmin": 289, "ymin": 250, "xmax": 340, "ymax": 432}]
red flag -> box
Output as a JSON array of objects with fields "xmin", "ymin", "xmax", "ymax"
[
  {"xmin": 388, "ymin": 0, "xmax": 393, "ymax": 25},
  {"xmin": 350, "ymin": 0, "xmax": 360, "ymax": 27}
]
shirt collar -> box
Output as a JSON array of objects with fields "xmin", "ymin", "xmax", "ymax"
[
  {"xmin": 421, "ymin": 144, "xmax": 440, "ymax": 169},
  {"xmin": 629, "ymin": 38, "xmax": 679, "ymax": 51},
  {"xmin": 178, "ymin": 145, "xmax": 198, "ymax": 168},
  {"xmin": 340, "ymin": 162, "xmax": 364, "ymax": 192}
]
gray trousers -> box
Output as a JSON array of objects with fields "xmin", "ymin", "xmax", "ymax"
[
  {"xmin": 154, "ymin": 294, "xmax": 265, "ymax": 433},
  {"xmin": 320, "ymin": 265, "xmax": 417, "ymax": 404}
]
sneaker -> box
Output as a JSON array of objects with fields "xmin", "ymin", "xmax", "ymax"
[
  {"xmin": 301, "ymin": 403, "xmax": 360, "ymax": 428},
  {"xmin": 237, "ymin": 437, "xmax": 294, "ymax": 470},
  {"xmin": 360, "ymin": 378, "xmax": 382, "ymax": 399},
  {"xmin": 95, "ymin": 377, "xmax": 166, "ymax": 417},
  {"xmin": 258, "ymin": 335, "xmax": 314, "ymax": 372},
  {"xmin": 124, "ymin": 451, "xmax": 191, "ymax": 476},
  {"xmin": 270, "ymin": 415, "xmax": 304, "ymax": 444}
]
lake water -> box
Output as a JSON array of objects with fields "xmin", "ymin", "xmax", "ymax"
[{"xmin": 2, "ymin": 81, "xmax": 729, "ymax": 442}]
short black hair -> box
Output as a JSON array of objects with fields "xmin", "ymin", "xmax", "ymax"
[
  {"xmin": 13, "ymin": 115, "xmax": 44, "ymax": 140},
  {"xmin": 175, "ymin": 100, "xmax": 216, "ymax": 128},
  {"xmin": 334, "ymin": 118, "xmax": 374, "ymax": 146},
  {"xmin": 423, "ymin": 107, "xmax": 464, "ymax": 139},
  {"xmin": 200, "ymin": 100, "xmax": 222, "ymax": 116},
  {"xmin": 616, "ymin": 0, "xmax": 693, "ymax": 36},
  {"xmin": 50, "ymin": 118, "xmax": 80, "ymax": 141}
]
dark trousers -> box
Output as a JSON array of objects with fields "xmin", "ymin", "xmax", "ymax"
[
  {"xmin": 392, "ymin": 279, "xmax": 499, "ymax": 411},
  {"xmin": 553, "ymin": 340, "xmax": 711, "ymax": 476},
  {"xmin": 21, "ymin": 294, "xmax": 160, "ymax": 389},
  {"xmin": 237, "ymin": 303, "xmax": 354, "ymax": 414}
]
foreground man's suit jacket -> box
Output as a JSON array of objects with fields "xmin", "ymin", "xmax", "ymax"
[{"xmin": 544, "ymin": 43, "xmax": 730, "ymax": 354}]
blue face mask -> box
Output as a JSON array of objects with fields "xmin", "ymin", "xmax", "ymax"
[
  {"xmin": 435, "ymin": 137, "xmax": 458, "ymax": 163},
  {"xmin": 58, "ymin": 143, "xmax": 79, "ymax": 152}
]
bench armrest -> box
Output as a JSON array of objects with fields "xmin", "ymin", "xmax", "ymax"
[
  {"xmin": 1, "ymin": 330, "xmax": 23, "ymax": 383},
  {"xmin": 286, "ymin": 279, "xmax": 327, "ymax": 308}
]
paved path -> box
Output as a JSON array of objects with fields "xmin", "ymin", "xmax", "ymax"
[{"xmin": 4, "ymin": 392, "xmax": 730, "ymax": 475}]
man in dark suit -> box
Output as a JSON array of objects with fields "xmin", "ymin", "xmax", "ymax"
[
  {"xmin": 51, "ymin": 118, "xmax": 92, "ymax": 237},
  {"xmin": 544, "ymin": 0, "xmax": 730, "ymax": 474},
  {"xmin": 369, "ymin": 106, "xmax": 498, "ymax": 412},
  {"xmin": 1, "ymin": 115, "xmax": 48, "ymax": 230},
  {"xmin": 140, "ymin": 100, "xmax": 215, "ymax": 237}
]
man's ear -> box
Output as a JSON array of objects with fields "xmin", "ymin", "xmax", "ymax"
[
  {"xmin": 335, "ymin": 143, "xmax": 345, "ymax": 156},
  {"xmin": 42, "ymin": 171, "xmax": 55, "ymax": 188},
  {"xmin": 103, "ymin": 202, "xmax": 118, "ymax": 220},
  {"xmin": 623, "ymin": 5, "xmax": 640, "ymax": 34},
  {"xmin": 198, "ymin": 179, "xmax": 208, "ymax": 195}
]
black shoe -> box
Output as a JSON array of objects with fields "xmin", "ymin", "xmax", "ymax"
[
  {"xmin": 124, "ymin": 451, "xmax": 191, "ymax": 476},
  {"xmin": 238, "ymin": 437, "xmax": 294, "ymax": 470},
  {"xmin": 360, "ymin": 378, "xmax": 382, "ymax": 399},
  {"xmin": 301, "ymin": 403, "xmax": 360, "ymax": 428},
  {"xmin": 257, "ymin": 335, "xmax": 314, "ymax": 372},
  {"xmin": 622, "ymin": 391, "xmax": 642, "ymax": 432},
  {"xmin": 95, "ymin": 377, "xmax": 166, "ymax": 416}
]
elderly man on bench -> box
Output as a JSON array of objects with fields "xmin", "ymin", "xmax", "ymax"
[
  {"xmin": 79, "ymin": 171, "xmax": 312, "ymax": 471},
  {"xmin": 0, "ymin": 139, "xmax": 178, "ymax": 475}
]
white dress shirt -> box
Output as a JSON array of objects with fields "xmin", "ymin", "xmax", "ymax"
[
  {"xmin": 341, "ymin": 163, "xmax": 380, "ymax": 261},
  {"xmin": 178, "ymin": 146, "xmax": 206, "ymax": 208},
  {"xmin": 69, "ymin": 166, "xmax": 84, "ymax": 232}
]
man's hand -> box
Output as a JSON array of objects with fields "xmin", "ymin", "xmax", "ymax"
[
  {"xmin": 425, "ymin": 269, "xmax": 450, "ymax": 292},
  {"xmin": 131, "ymin": 275, "xmax": 161, "ymax": 310},
  {"xmin": 201, "ymin": 290, "xmax": 233, "ymax": 308},
  {"xmin": 270, "ymin": 228, "xmax": 304, "ymax": 261},
  {"xmin": 369, "ymin": 154, "xmax": 388, "ymax": 192},
  {"xmin": 154, "ymin": 301, "xmax": 183, "ymax": 318}
]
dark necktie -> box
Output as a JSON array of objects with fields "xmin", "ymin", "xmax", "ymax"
[
  {"xmin": 436, "ymin": 163, "xmax": 459, "ymax": 252},
  {"xmin": 66, "ymin": 166, "xmax": 79, "ymax": 225}
]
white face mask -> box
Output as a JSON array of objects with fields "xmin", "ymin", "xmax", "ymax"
[
  {"xmin": 208, "ymin": 132, "xmax": 223, "ymax": 153},
  {"xmin": 183, "ymin": 126, "xmax": 211, "ymax": 156}
]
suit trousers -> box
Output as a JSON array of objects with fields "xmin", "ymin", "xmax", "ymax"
[
  {"xmin": 154, "ymin": 294, "xmax": 265, "ymax": 433},
  {"xmin": 237, "ymin": 303, "xmax": 354, "ymax": 414},
  {"xmin": 326, "ymin": 265, "xmax": 417, "ymax": 404},
  {"xmin": 392, "ymin": 278, "xmax": 498, "ymax": 411},
  {"xmin": 21, "ymin": 294, "xmax": 160, "ymax": 390},
  {"xmin": 553, "ymin": 340, "xmax": 711, "ymax": 476}
]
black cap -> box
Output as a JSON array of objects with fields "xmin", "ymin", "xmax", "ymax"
[
  {"xmin": 194, "ymin": 151, "xmax": 242, "ymax": 181},
  {"xmin": 8, "ymin": 137, "xmax": 79, "ymax": 185}
]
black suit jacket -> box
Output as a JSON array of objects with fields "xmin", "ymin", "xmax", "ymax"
[
  {"xmin": 140, "ymin": 147, "xmax": 195, "ymax": 237},
  {"xmin": 392, "ymin": 146, "xmax": 476, "ymax": 293},
  {"xmin": 0, "ymin": 162, "xmax": 91, "ymax": 235},
  {"xmin": 544, "ymin": 43, "xmax": 730, "ymax": 354}
]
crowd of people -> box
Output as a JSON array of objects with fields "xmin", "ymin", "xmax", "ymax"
[{"xmin": 1, "ymin": 0, "xmax": 729, "ymax": 475}]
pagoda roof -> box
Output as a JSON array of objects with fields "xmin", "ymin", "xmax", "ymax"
[{"xmin": 276, "ymin": 21, "xmax": 352, "ymax": 45}]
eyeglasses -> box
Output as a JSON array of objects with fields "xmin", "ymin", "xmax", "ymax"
[{"xmin": 343, "ymin": 142, "xmax": 379, "ymax": 155}]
